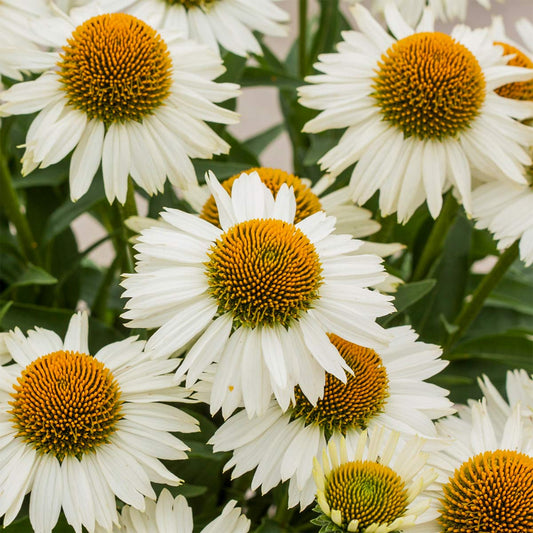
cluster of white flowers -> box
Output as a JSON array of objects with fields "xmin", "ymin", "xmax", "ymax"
[{"xmin": 0, "ymin": 0, "xmax": 532, "ymax": 532}]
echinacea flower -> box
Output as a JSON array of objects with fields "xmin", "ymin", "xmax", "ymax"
[
  {"xmin": 433, "ymin": 400, "xmax": 533, "ymax": 533},
  {"xmin": 0, "ymin": 313, "xmax": 199, "ymax": 533},
  {"xmin": 100, "ymin": 0, "xmax": 289, "ymax": 57},
  {"xmin": 104, "ymin": 489, "xmax": 250, "ymax": 532},
  {"xmin": 312, "ymin": 429, "xmax": 438, "ymax": 533},
  {"xmin": 210, "ymin": 326, "xmax": 453, "ymax": 508},
  {"xmin": 127, "ymin": 166, "xmax": 405, "ymax": 290},
  {"xmin": 122, "ymin": 171, "xmax": 394, "ymax": 418},
  {"xmin": 0, "ymin": 8, "xmax": 239, "ymax": 203},
  {"xmin": 299, "ymin": 4, "xmax": 533, "ymax": 222}
]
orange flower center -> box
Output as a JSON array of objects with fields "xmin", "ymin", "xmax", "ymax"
[
  {"xmin": 10, "ymin": 350, "xmax": 122, "ymax": 459},
  {"xmin": 292, "ymin": 335, "xmax": 389, "ymax": 432},
  {"xmin": 58, "ymin": 13, "xmax": 173, "ymax": 124},
  {"xmin": 373, "ymin": 32, "xmax": 486, "ymax": 140},
  {"xmin": 494, "ymin": 42, "xmax": 533, "ymax": 101},
  {"xmin": 439, "ymin": 449, "xmax": 533, "ymax": 533},
  {"xmin": 200, "ymin": 167, "xmax": 323, "ymax": 227},
  {"xmin": 206, "ymin": 218, "xmax": 323, "ymax": 328}
]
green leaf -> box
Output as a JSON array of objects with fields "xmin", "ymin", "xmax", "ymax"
[
  {"xmin": 0, "ymin": 300, "xmax": 13, "ymax": 326},
  {"xmin": 409, "ymin": 213, "xmax": 472, "ymax": 344},
  {"xmin": 12, "ymin": 159, "xmax": 69, "ymax": 189},
  {"xmin": 394, "ymin": 279, "xmax": 436, "ymax": 313},
  {"xmin": 42, "ymin": 179, "xmax": 106, "ymax": 244},
  {"xmin": 302, "ymin": 132, "xmax": 340, "ymax": 166},
  {"xmin": 241, "ymin": 66, "xmax": 300, "ymax": 89},
  {"xmin": 254, "ymin": 520, "xmax": 285, "ymax": 533},
  {"xmin": 174, "ymin": 484, "xmax": 208, "ymax": 498},
  {"xmin": 449, "ymin": 333, "xmax": 533, "ymax": 372},
  {"xmin": 8, "ymin": 263, "xmax": 57, "ymax": 289},
  {"xmin": 244, "ymin": 123, "xmax": 284, "ymax": 156},
  {"xmin": 486, "ymin": 276, "xmax": 533, "ymax": 316}
]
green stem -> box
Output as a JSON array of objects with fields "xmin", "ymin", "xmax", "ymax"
[
  {"xmin": 115, "ymin": 180, "xmax": 138, "ymax": 274},
  {"xmin": 0, "ymin": 152, "xmax": 41, "ymax": 265},
  {"xmin": 93, "ymin": 253, "xmax": 121, "ymax": 321},
  {"xmin": 445, "ymin": 241, "xmax": 519, "ymax": 350},
  {"xmin": 299, "ymin": 0, "xmax": 308, "ymax": 78},
  {"xmin": 411, "ymin": 194, "xmax": 459, "ymax": 281}
]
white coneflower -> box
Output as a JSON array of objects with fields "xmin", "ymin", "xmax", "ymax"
[
  {"xmin": 0, "ymin": 7, "xmax": 239, "ymax": 203},
  {"xmin": 313, "ymin": 429, "xmax": 438, "ymax": 533},
  {"xmin": 0, "ymin": 312, "xmax": 199, "ymax": 533},
  {"xmin": 99, "ymin": 0, "xmax": 289, "ymax": 57},
  {"xmin": 122, "ymin": 171, "xmax": 394, "ymax": 418},
  {"xmin": 105, "ymin": 489, "xmax": 250, "ymax": 532},
  {"xmin": 127, "ymin": 167, "xmax": 405, "ymax": 290},
  {"xmin": 210, "ymin": 326, "xmax": 453, "ymax": 508},
  {"xmin": 433, "ymin": 400, "xmax": 533, "ymax": 533},
  {"xmin": 299, "ymin": 4, "xmax": 533, "ymax": 222}
]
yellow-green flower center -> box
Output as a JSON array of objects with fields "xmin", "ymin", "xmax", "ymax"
[
  {"xmin": 494, "ymin": 42, "xmax": 533, "ymax": 101},
  {"xmin": 325, "ymin": 460, "xmax": 408, "ymax": 531},
  {"xmin": 439, "ymin": 450, "xmax": 533, "ymax": 533},
  {"xmin": 206, "ymin": 219, "xmax": 323, "ymax": 328},
  {"xmin": 10, "ymin": 350, "xmax": 122, "ymax": 459},
  {"xmin": 58, "ymin": 13, "xmax": 173, "ymax": 124},
  {"xmin": 200, "ymin": 167, "xmax": 323, "ymax": 227},
  {"xmin": 291, "ymin": 335, "xmax": 389, "ymax": 433},
  {"xmin": 372, "ymin": 32, "xmax": 486, "ymax": 140}
]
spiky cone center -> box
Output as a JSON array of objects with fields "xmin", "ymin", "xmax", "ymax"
[
  {"xmin": 322, "ymin": 460, "xmax": 409, "ymax": 532},
  {"xmin": 200, "ymin": 167, "xmax": 323, "ymax": 227},
  {"xmin": 372, "ymin": 32, "xmax": 486, "ymax": 140},
  {"xmin": 58, "ymin": 13, "xmax": 173, "ymax": 125},
  {"xmin": 291, "ymin": 335, "xmax": 389, "ymax": 433},
  {"xmin": 206, "ymin": 218, "xmax": 323, "ymax": 328},
  {"xmin": 494, "ymin": 42, "xmax": 533, "ymax": 101},
  {"xmin": 438, "ymin": 449, "xmax": 533, "ymax": 533},
  {"xmin": 10, "ymin": 350, "xmax": 122, "ymax": 460}
]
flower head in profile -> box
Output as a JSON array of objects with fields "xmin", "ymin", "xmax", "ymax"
[
  {"xmin": 313, "ymin": 429, "xmax": 437, "ymax": 533},
  {"xmin": 299, "ymin": 4, "xmax": 533, "ymax": 222},
  {"xmin": 210, "ymin": 326, "xmax": 453, "ymax": 508},
  {"xmin": 433, "ymin": 400, "xmax": 533, "ymax": 533},
  {"xmin": 0, "ymin": 7, "xmax": 239, "ymax": 203},
  {"xmin": 100, "ymin": 0, "xmax": 289, "ymax": 57},
  {"xmin": 0, "ymin": 313, "xmax": 199, "ymax": 533},
  {"xmin": 105, "ymin": 489, "xmax": 250, "ymax": 532},
  {"xmin": 122, "ymin": 171, "xmax": 394, "ymax": 418}
]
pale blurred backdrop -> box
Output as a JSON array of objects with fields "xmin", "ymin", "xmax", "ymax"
[{"xmin": 75, "ymin": 0, "xmax": 533, "ymax": 265}]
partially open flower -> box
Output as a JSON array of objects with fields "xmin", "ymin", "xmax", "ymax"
[{"xmin": 313, "ymin": 429, "xmax": 437, "ymax": 533}]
